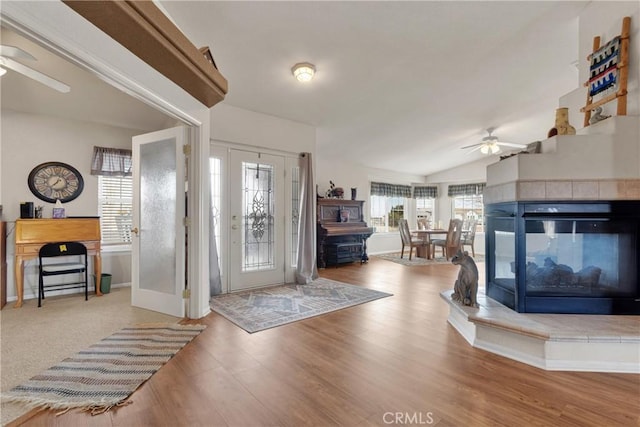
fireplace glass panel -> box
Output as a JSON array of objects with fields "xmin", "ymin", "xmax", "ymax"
[
  {"xmin": 494, "ymin": 228, "xmax": 515, "ymax": 290},
  {"xmin": 524, "ymin": 218, "xmax": 637, "ymax": 297}
]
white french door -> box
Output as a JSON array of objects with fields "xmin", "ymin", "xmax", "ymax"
[
  {"xmin": 131, "ymin": 126, "xmax": 187, "ymax": 317},
  {"xmin": 228, "ymin": 149, "xmax": 286, "ymax": 291}
]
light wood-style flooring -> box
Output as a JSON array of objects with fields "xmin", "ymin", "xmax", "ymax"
[{"xmin": 11, "ymin": 258, "xmax": 640, "ymax": 426}]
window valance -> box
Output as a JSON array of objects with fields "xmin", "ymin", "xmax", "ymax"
[
  {"xmin": 370, "ymin": 182, "xmax": 412, "ymax": 198},
  {"xmin": 413, "ymin": 186, "xmax": 438, "ymax": 198},
  {"xmin": 91, "ymin": 146, "xmax": 132, "ymax": 177},
  {"xmin": 447, "ymin": 183, "xmax": 486, "ymax": 197}
]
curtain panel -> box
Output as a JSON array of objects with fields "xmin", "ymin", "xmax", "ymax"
[
  {"xmin": 413, "ymin": 186, "xmax": 438, "ymax": 198},
  {"xmin": 447, "ymin": 183, "xmax": 486, "ymax": 197},
  {"xmin": 91, "ymin": 146, "xmax": 133, "ymax": 176},
  {"xmin": 296, "ymin": 152, "xmax": 319, "ymax": 284},
  {"xmin": 370, "ymin": 182, "xmax": 412, "ymax": 198}
]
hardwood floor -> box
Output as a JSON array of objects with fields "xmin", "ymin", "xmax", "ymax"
[{"xmin": 12, "ymin": 258, "xmax": 640, "ymax": 426}]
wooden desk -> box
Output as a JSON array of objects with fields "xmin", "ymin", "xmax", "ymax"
[
  {"xmin": 14, "ymin": 218, "xmax": 102, "ymax": 308},
  {"xmin": 412, "ymin": 229, "xmax": 447, "ymax": 259}
]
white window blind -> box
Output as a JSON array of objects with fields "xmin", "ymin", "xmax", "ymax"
[{"xmin": 98, "ymin": 176, "xmax": 133, "ymax": 245}]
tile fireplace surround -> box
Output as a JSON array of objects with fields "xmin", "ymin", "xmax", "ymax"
[
  {"xmin": 482, "ymin": 115, "xmax": 639, "ymax": 314},
  {"xmin": 442, "ymin": 116, "xmax": 640, "ymax": 371},
  {"xmin": 484, "ymin": 116, "xmax": 640, "ymax": 205}
]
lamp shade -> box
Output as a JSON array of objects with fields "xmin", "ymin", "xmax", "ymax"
[{"xmin": 292, "ymin": 62, "xmax": 315, "ymax": 82}]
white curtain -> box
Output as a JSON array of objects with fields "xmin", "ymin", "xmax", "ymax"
[
  {"xmin": 295, "ymin": 152, "xmax": 319, "ymax": 284},
  {"xmin": 209, "ymin": 170, "xmax": 222, "ymax": 297}
]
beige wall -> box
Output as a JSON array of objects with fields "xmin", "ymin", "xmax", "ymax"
[{"xmin": 1, "ymin": 110, "xmax": 143, "ymax": 301}]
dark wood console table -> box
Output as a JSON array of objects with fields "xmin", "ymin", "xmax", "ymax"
[{"xmin": 316, "ymin": 198, "xmax": 374, "ymax": 268}]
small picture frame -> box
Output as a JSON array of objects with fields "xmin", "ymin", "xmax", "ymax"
[
  {"xmin": 340, "ymin": 209, "xmax": 350, "ymax": 223},
  {"xmin": 52, "ymin": 207, "xmax": 66, "ymax": 219}
]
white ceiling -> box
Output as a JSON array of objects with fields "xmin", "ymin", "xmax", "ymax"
[
  {"xmin": 0, "ymin": 26, "xmax": 173, "ymax": 132},
  {"xmin": 159, "ymin": 1, "xmax": 589, "ymax": 176},
  {"xmin": 2, "ymin": 1, "xmax": 590, "ymax": 177}
]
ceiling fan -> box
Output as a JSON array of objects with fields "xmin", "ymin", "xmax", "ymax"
[
  {"xmin": 461, "ymin": 127, "xmax": 526, "ymax": 155},
  {"xmin": 0, "ymin": 44, "xmax": 70, "ymax": 93}
]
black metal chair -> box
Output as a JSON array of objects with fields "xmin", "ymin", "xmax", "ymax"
[{"xmin": 38, "ymin": 242, "xmax": 88, "ymax": 307}]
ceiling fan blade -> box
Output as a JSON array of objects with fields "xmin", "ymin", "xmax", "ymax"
[
  {"xmin": 464, "ymin": 144, "xmax": 484, "ymax": 154},
  {"xmin": 0, "ymin": 57, "xmax": 70, "ymax": 93},
  {"xmin": 460, "ymin": 142, "xmax": 483, "ymax": 149},
  {"xmin": 496, "ymin": 142, "xmax": 527, "ymax": 149},
  {"xmin": 0, "ymin": 45, "xmax": 37, "ymax": 61}
]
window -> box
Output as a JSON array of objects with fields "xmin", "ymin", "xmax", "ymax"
[
  {"xmin": 413, "ymin": 185, "xmax": 438, "ymax": 229},
  {"xmin": 416, "ymin": 198, "xmax": 435, "ymax": 228},
  {"xmin": 291, "ymin": 166, "xmax": 300, "ymax": 267},
  {"xmin": 98, "ymin": 176, "xmax": 133, "ymax": 244},
  {"xmin": 448, "ymin": 183, "xmax": 485, "ymax": 232},
  {"xmin": 91, "ymin": 146, "xmax": 133, "ymax": 245},
  {"xmin": 370, "ymin": 195, "xmax": 406, "ymax": 232},
  {"xmin": 452, "ymin": 194, "xmax": 484, "ymax": 231},
  {"xmin": 370, "ymin": 182, "xmax": 411, "ymax": 232}
]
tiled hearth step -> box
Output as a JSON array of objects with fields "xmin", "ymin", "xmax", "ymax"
[{"xmin": 440, "ymin": 289, "xmax": 640, "ymax": 373}]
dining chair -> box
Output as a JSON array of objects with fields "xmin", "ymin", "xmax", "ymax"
[
  {"xmin": 461, "ymin": 219, "xmax": 478, "ymax": 257},
  {"xmin": 431, "ymin": 219, "xmax": 463, "ymax": 260},
  {"xmin": 399, "ymin": 219, "xmax": 429, "ymax": 260},
  {"xmin": 38, "ymin": 241, "xmax": 88, "ymax": 307}
]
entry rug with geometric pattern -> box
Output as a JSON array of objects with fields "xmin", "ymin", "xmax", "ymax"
[
  {"xmin": 210, "ymin": 277, "xmax": 392, "ymax": 333},
  {"xmin": 2, "ymin": 323, "xmax": 205, "ymax": 415}
]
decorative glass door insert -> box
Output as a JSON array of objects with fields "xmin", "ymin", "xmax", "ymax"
[
  {"xmin": 241, "ymin": 161, "xmax": 275, "ymax": 272},
  {"xmin": 229, "ymin": 150, "xmax": 285, "ymax": 291}
]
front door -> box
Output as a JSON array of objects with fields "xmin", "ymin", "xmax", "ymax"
[
  {"xmin": 229, "ymin": 149, "xmax": 285, "ymax": 291},
  {"xmin": 131, "ymin": 126, "xmax": 187, "ymax": 317}
]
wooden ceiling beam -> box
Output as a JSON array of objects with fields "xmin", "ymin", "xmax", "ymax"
[{"xmin": 63, "ymin": 0, "xmax": 228, "ymax": 108}]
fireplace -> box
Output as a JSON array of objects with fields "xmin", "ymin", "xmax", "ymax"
[{"xmin": 486, "ymin": 201, "xmax": 640, "ymax": 314}]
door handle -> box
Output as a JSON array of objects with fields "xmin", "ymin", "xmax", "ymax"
[{"xmin": 131, "ymin": 227, "xmax": 139, "ymax": 235}]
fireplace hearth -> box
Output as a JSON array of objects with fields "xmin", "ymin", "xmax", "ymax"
[{"xmin": 486, "ymin": 201, "xmax": 640, "ymax": 314}]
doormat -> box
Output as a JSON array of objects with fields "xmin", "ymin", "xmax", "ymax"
[
  {"xmin": 210, "ymin": 277, "xmax": 392, "ymax": 333},
  {"xmin": 2, "ymin": 323, "xmax": 205, "ymax": 415}
]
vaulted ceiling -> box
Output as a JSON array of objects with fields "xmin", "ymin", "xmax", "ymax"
[
  {"xmin": 160, "ymin": 1, "xmax": 589, "ymax": 176},
  {"xmin": 2, "ymin": 1, "xmax": 590, "ymax": 176}
]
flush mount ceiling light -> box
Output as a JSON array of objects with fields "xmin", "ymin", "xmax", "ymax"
[{"xmin": 291, "ymin": 62, "xmax": 315, "ymax": 82}]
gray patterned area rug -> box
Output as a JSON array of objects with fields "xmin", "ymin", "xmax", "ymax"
[
  {"xmin": 210, "ymin": 278, "xmax": 392, "ymax": 333},
  {"xmin": 2, "ymin": 323, "xmax": 205, "ymax": 415},
  {"xmin": 374, "ymin": 252, "xmax": 484, "ymax": 266}
]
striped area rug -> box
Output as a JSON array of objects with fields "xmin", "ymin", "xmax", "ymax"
[{"xmin": 2, "ymin": 323, "xmax": 205, "ymax": 415}]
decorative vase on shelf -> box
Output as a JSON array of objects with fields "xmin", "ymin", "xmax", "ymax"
[
  {"xmin": 351, "ymin": 188, "xmax": 357, "ymax": 200},
  {"xmin": 547, "ymin": 107, "xmax": 576, "ymax": 137}
]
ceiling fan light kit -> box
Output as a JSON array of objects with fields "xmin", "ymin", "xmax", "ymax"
[{"xmin": 461, "ymin": 127, "xmax": 526, "ymax": 155}]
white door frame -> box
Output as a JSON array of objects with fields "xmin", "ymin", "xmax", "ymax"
[
  {"xmin": 2, "ymin": 4, "xmax": 213, "ymax": 318},
  {"xmin": 211, "ymin": 141, "xmax": 299, "ymax": 293}
]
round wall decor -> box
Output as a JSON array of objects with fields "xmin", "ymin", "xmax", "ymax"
[{"xmin": 28, "ymin": 161, "xmax": 84, "ymax": 203}]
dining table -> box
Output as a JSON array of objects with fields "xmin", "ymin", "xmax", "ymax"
[{"xmin": 411, "ymin": 229, "xmax": 448, "ymax": 259}]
